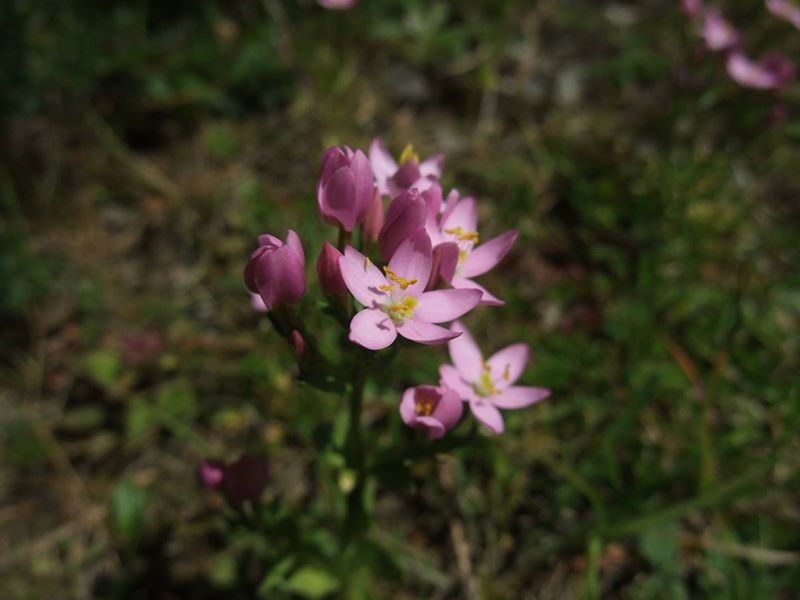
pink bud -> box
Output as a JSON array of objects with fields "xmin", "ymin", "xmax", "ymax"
[
  {"xmin": 427, "ymin": 242, "xmax": 459, "ymax": 289},
  {"xmin": 317, "ymin": 146, "xmax": 373, "ymax": 231},
  {"xmin": 316, "ymin": 241, "xmax": 348, "ymax": 297},
  {"xmin": 362, "ymin": 188, "xmax": 384, "ymax": 243},
  {"xmin": 378, "ymin": 189, "xmax": 427, "ymax": 262},
  {"xmin": 244, "ymin": 230, "xmax": 306, "ymax": 311},
  {"xmin": 198, "ymin": 459, "xmax": 225, "ymax": 489},
  {"xmin": 290, "ymin": 329, "xmax": 306, "ymax": 359}
]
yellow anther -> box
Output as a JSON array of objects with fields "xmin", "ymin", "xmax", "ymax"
[
  {"xmin": 386, "ymin": 296, "xmax": 417, "ymax": 321},
  {"xmin": 415, "ymin": 388, "xmax": 438, "ymax": 416},
  {"xmin": 457, "ymin": 250, "xmax": 469, "ymax": 265},
  {"xmin": 503, "ymin": 364, "xmax": 511, "ymax": 381},
  {"xmin": 473, "ymin": 370, "xmax": 499, "ymax": 397},
  {"xmin": 398, "ymin": 143, "xmax": 420, "ymax": 165},
  {"xmin": 444, "ymin": 226, "xmax": 480, "ymax": 244},
  {"xmin": 378, "ymin": 283, "xmax": 396, "ymax": 292},
  {"xmin": 383, "ymin": 267, "xmax": 417, "ymax": 290},
  {"xmin": 364, "ymin": 256, "xmax": 371, "ymax": 270}
]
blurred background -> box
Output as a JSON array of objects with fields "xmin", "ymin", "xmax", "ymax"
[{"xmin": 2, "ymin": 0, "xmax": 800, "ymax": 598}]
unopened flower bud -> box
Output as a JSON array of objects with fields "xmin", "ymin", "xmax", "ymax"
[
  {"xmin": 378, "ymin": 189, "xmax": 427, "ymax": 262},
  {"xmin": 361, "ymin": 187, "xmax": 384, "ymax": 243},
  {"xmin": 290, "ymin": 329, "xmax": 306, "ymax": 359},
  {"xmin": 317, "ymin": 146, "xmax": 373, "ymax": 231},
  {"xmin": 244, "ymin": 230, "xmax": 306, "ymax": 311},
  {"xmin": 316, "ymin": 241, "xmax": 348, "ymax": 297}
]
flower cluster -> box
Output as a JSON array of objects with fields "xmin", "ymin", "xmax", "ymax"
[
  {"xmin": 244, "ymin": 139, "xmax": 550, "ymax": 436},
  {"xmin": 683, "ymin": 0, "xmax": 796, "ymax": 90}
]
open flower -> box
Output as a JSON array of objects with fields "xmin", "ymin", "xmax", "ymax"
[
  {"xmin": 426, "ymin": 194, "xmax": 517, "ymax": 305},
  {"xmin": 400, "ymin": 385, "xmax": 463, "ymax": 438},
  {"xmin": 369, "ymin": 138, "xmax": 444, "ymax": 197},
  {"xmin": 338, "ymin": 230, "xmax": 482, "ymax": 350},
  {"xmin": 244, "ymin": 230, "xmax": 306, "ymax": 310},
  {"xmin": 439, "ymin": 321, "xmax": 550, "ymax": 434},
  {"xmin": 317, "ymin": 146, "xmax": 374, "ymax": 231}
]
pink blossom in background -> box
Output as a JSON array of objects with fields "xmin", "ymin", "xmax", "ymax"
[
  {"xmin": 726, "ymin": 51, "xmax": 795, "ymax": 89},
  {"xmin": 399, "ymin": 385, "xmax": 463, "ymax": 438},
  {"xmin": 339, "ymin": 230, "xmax": 481, "ymax": 350},
  {"xmin": 244, "ymin": 230, "xmax": 306, "ymax": 310},
  {"xmin": 701, "ymin": 9, "xmax": 740, "ymax": 51},
  {"xmin": 766, "ymin": 0, "xmax": 800, "ymax": 30},
  {"xmin": 198, "ymin": 455, "xmax": 269, "ymax": 507},
  {"xmin": 318, "ymin": 0, "xmax": 357, "ymax": 9},
  {"xmin": 426, "ymin": 194, "xmax": 517, "ymax": 306},
  {"xmin": 440, "ymin": 321, "xmax": 550, "ymax": 434},
  {"xmin": 369, "ymin": 138, "xmax": 444, "ymax": 197},
  {"xmin": 682, "ymin": 0, "xmax": 704, "ymax": 17},
  {"xmin": 362, "ymin": 187, "xmax": 385, "ymax": 243},
  {"xmin": 317, "ymin": 146, "xmax": 373, "ymax": 231}
]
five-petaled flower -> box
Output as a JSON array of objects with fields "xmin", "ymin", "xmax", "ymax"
[
  {"xmin": 339, "ymin": 230, "xmax": 482, "ymax": 350},
  {"xmin": 440, "ymin": 320, "xmax": 550, "ymax": 434},
  {"xmin": 427, "ymin": 192, "xmax": 517, "ymax": 306},
  {"xmin": 370, "ymin": 138, "xmax": 444, "ymax": 197}
]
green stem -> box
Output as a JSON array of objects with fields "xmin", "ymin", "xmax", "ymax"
[
  {"xmin": 344, "ymin": 367, "xmax": 367, "ymax": 541},
  {"xmin": 338, "ymin": 227, "xmax": 352, "ymax": 251}
]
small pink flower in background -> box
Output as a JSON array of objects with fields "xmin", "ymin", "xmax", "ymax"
[
  {"xmin": 426, "ymin": 194, "xmax": 518, "ymax": 306},
  {"xmin": 318, "ymin": 0, "xmax": 357, "ymax": 9},
  {"xmin": 316, "ymin": 241, "xmax": 348, "ymax": 297},
  {"xmin": 440, "ymin": 321, "xmax": 550, "ymax": 434},
  {"xmin": 378, "ymin": 189, "xmax": 427, "ymax": 262},
  {"xmin": 339, "ymin": 230, "xmax": 482, "ymax": 350},
  {"xmin": 198, "ymin": 455, "xmax": 269, "ymax": 507},
  {"xmin": 199, "ymin": 459, "xmax": 225, "ymax": 489},
  {"xmin": 682, "ymin": 0, "xmax": 704, "ymax": 17},
  {"xmin": 766, "ymin": 0, "xmax": 800, "ymax": 30},
  {"xmin": 317, "ymin": 146, "xmax": 374, "ymax": 231},
  {"xmin": 726, "ymin": 51, "xmax": 795, "ymax": 88},
  {"xmin": 369, "ymin": 138, "xmax": 444, "ymax": 197},
  {"xmin": 400, "ymin": 385, "xmax": 463, "ymax": 438},
  {"xmin": 244, "ymin": 230, "xmax": 306, "ymax": 310},
  {"xmin": 701, "ymin": 9, "xmax": 740, "ymax": 51}
]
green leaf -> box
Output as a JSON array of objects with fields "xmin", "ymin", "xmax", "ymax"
[
  {"xmin": 110, "ymin": 481, "xmax": 148, "ymax": 545},
  {"xmin": 284, "ymin": 565, "xmax": 340, "ymax": 599},
  {"xmin": 155, "ymin": 379, "xmax": 197, "ymax": 422},
  {"xmin": 84, "ymin": 350, "xmax": 121, "ymax": 389}
]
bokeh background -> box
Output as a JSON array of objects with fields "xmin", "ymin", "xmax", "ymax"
[{"xmin": 2, "ymin": 0, "xmax": 800, "ymax": 598}]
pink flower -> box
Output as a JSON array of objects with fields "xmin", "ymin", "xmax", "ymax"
[
  {"xmin": 726, "ymin": 51, "xmax": 795, "ymax": 89},
  {"xmin": 701, "ymin": 9, "xmax": 740, "ymax": 52},
  {"xmin": 317, "ymin": 146, "xmax": 374, "ymax": 231},
  {"xmin": 399, "ymin": 385, "xmax": 463, "ymax": 439},
  {"xmin": 198, "ymin": 455, "xmax": 269, "ymax": 507},
  {"xmin": 316, "ymin": 241, "xmax": 348, "ymax": 297},
  {"xmin": 426, "ymin": 193, "xmax": 517, "ymax": 305},
  {"xmin": 766, "ymin": 0, "xmax": 800, "ymax": 31},
  {"xmin": 244, "ymin": 230, "xmax": 306, "ymax": 310},
  {"xmin": 439, "ymin": 321, "xmax": 550, "ymax": 434},
  {"xmin": 378, "ymin": 189, "xmax": 427, "ymax": 262},
  {"xmin": 369, "ymin": 138, "xmax": 444, "ymax": 197},
  {"xmin": 338, "ymin": 230, "xmax": 482, "ymax": 350},
  {"xmin": 318, "ymin": 0, "xmax": 357, "ymax": 9},
  {"xmin": 682, "ymin": 0, "xmax": 704, "ymax": 17}
]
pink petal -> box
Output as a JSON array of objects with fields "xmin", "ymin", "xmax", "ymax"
[
  {"xmin": 349, "ymin": 308, "xmax": 397, "ymax": 350},
  {"xmin": 254, "ymin": 245, "xmax": 306, "ymax": 308},
  {"xmin": 397, "ymin": 319, "xmax": 460, "ymax": 345},
  {"xmin": 493, "ymin": 386, "xmax": 550, "ymax": 409},
  {"xmin": 432, "ymin": 387, "xmax": 463, "ymax": 431},
  {"xmin": 369, "ymin": 138, "xmax": 398, "ymax": 195},
  {"xmin": 428, "ymin": 242, "xmax": 459, "ymax": 287},
  {"xmin": 399, "ymin": 387, "xmax": 418, "ymax": 427},
  {"xmin": 439, "ymin": 364, "xmax": 478, "ymax": 402},
  {"xmin": 469, "ymin": 400, "xmax": 504, "ymax": 434},
  {"xmin": 766, "ymin": 0, "xmax": 800, "ymax": 30},
  {"xmin": 419, "ymin": 154, "xmax": 444, "ymax": 179},
  {"xmin": 421, "ymin": 183, "xmax": 442, "ymax": 218},
  {"xmin": 726, "ymin": 51, "xmax": 786, "ymax": 89},
  {"xmin": 387, "ymin": 229, "xmax": 432, "ymax": 297},
  {"xmin": 487, "ymin": 343, "xmax": 529, "ymax": 389},
  {"xmin": 415, "ymin": 289, "xmax": 482, "ymax": 323},
  {"xmin": 460, "ymin": 230, "xmax": 517, "ymax": 279},
  {"xmin": 285, "ymin": 229, "xmax": 305, "ymax": 265},
  {"xmin": 441, "ymin": 189, "xmax": 461, "ymax": 224},
  {"xmin": 320, "ymin": 166, "xmax": 358, "ymax": 230},
  {"xmin": 250, "ymin": 292, "xmax": 268, "ymax": 312},
  {"xmin": 378, "ymin": 190, "xmax": 427, "ymax": 262},
  {"xmin": 451, "ymin": 277, "xmax": 504, "ymax": 306},
  {"xmin": 415, "ymin": 416, "xmax": 446, "ymax": 439},
  {"xmin": 350, "ymin": 150, "xmax": 375, "ymax": 223},
  {"xmin": 339, "ymin": 246, "xmax": 389, "ymax": 307},
  {"xmin": 441, "ymin": 196, "xmax": 478, "ymax": 234},
  {"xmin": 447, "ymin": 320, "xmax": 483, "ymax": 377},
  {"xmin": 702, "ymin": 10, "xmax": 740, "ymax": 52}
]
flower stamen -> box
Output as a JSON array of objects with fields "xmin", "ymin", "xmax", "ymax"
[
  {"xmin": 444, "ymin": 226, "xmax": 480, "ymax": 244},
  {"xmin": 386, "ymin": 296, "xmax": 417, "ymax": 322},
  {"xmin": 399, "ymin": 143, "xmax": 420, "ymax": 165},
  {"xmin": 383, "ymin": 267, "xmax": 417, "ymax": 290}
]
